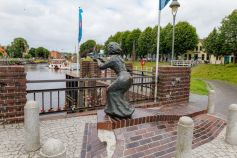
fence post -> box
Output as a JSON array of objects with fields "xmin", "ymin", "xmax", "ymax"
[
  {"xmin": 225, "ymin": 104, "xmax": 237, "ymax": 145},
  {"xmin": 208, "ymin": 90, "xmax": 215, "ymax": 114},
  {"xmin": 175, "ymin": 116, "xmax": 194, "ymax": 158},
  {"xmin": 24, "ymin": 101, "xmax": 40, "ymax": 152}
]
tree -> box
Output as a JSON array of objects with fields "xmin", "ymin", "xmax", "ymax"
[
  {"xmin": 80, "ymin": 40, "xmax": 96, "ymax": 55},
  {"xmin": 95, "ymin": 44, "xmax": 104, "ymax": 53},
  {"xmin": 159, "ymin": 23, "xmax": 174, "ymax": 57},
  {"xmin": 24, "ymin": 54, "xmax": 32, "ymax": 59},
  {"xmin": 219, "ymin": 10, "xmax": 237, "ymax": 56},
  {"xmin": 138, "ymin": 27, "xmax": 153, "ymax": 58},
  {"xmin": 126, "ymin": 29, "xmax": 141, "ymax": 57},
  {"xmin": 35, "ymin": 47, "xmax": 49, "ymax": 59},
  {"xmin": 174, "ymin": 21, "xmax": 198, "ymax": 56},
  {"xmin": 112, "ymin": 32, "xmax": 123, "ymax": 43},
  {"xmin": 104, "ymin": 35, "xmax": 113, "ymax": 55},
  {"xmin": 28, "ymin": 48, "xmax": 37, "ymax": 58},
  {"xmin": 203, "ymin": 28, "xmax": 223, "ymax": 56},
  {"xmin": 104, "ymin": 32, "xmax": 123, "ymax": 55},
  {"xmin": 152, "ymin": 24, "xmax": 173, "ymax": 61},
  {"xmin": 6, "ymin": 46, "xmax": 15, "ymax": 58},
  {"xmin": 7, "ymin": 37, "xmax": 29, "ymax": 58},
  {"xmin": 120, "ymin": 31, "xmax": 131, "ymax": 57}
]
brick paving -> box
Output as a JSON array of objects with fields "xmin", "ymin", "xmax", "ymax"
[
  {"xmin": 82, "ymin": 114, "xmax": 226, "ymax": 158},
  {"xmin": 0, "ymin": 113, "xmax": 236, "ymax": 158},
  {"xmin": 193, "ymin": 127, "xmax": 237, "ymax": 158},
  {"xmin": 0, "ymin": 115, "xmax": 96, "ymax": 158}
]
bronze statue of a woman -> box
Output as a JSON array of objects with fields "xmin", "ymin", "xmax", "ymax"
[{"xmin": 96, "ymin": 42, "xmax": 135, "ymax": 118}]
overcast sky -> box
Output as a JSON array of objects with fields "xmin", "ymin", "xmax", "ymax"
[{"xmin": 0, "ymin": 0, "xmax": 236, "ymax": 52}]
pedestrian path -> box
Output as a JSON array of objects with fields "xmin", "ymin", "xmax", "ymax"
[
  {"xmin": 193, "ymin": 127, "xmax": 237, "ymax": 158},
  {"xmin": 0, "ymin": 115, "xmax": 96, "ymax": 158}
]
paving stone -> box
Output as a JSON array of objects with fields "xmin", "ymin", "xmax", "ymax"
[{"xmin": 0, "ymin": 115, "xmax": 96, "ymax": 158}]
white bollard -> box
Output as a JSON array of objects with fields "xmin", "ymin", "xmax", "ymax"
[
  {"xmin": 208, "ymin": 90, "xmax": 215, "ymax": 114},
  {"xmin": 24, "ymin": 101, "xmax": 40, "ymax": 152},
  {"xmin": 175, "ymin": 116, "xmax": 194, "ymax": 158},
  {"xmin": 225, "ymin": 104, "xmax": 237, "ymax": 145},
  {"xmin": 40, "ymin": 138, "xmax": 66, "ymax": 158}
]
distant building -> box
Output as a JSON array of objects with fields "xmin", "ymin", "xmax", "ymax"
[
  {"xmin": 50, "ymin": 51, "xmax": 61, "ymax": 59},
  {"xmin": 0, "ymin": 47, "xmax": 7, "ymax": 58},
  {"xmin": 182, "ymin": 40, "xmax": 236, "ymax": 64},
  {"xmin": 182, "ymin": 40, "xmax": 209, "ymax": 63},
  {"xmin": 209, "ymin": 54, "xmax": 235, "ymax": 64}
]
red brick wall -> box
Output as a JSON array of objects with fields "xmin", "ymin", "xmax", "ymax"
[
  {"xmin": 80, "ymin": 61, "xmax": 101, "ymax": 78},
  {"xmin": 0, "ymin": 66, "xmax": 27, "ymax": 124},
  {"xmin": 157, "ymin": 67, "xmax": 190, "ymax": 106}
]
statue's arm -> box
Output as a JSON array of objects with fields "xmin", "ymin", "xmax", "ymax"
[{"xmin": 96, "ymin": 58, "xmax": 112, "ymax": 70}]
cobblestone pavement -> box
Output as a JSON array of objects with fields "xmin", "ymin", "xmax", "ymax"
[
  {"xmin": 0, "ymin": 115, "xmax": 96, "ymax": 158},
  {"xmin": 193, "ymin": 127, "xmax": 237, "ymax": 158}
]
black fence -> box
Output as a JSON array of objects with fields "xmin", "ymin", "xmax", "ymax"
[{"xmin": 26, "ymin": 74, "xmax": 155, "ymax": 115}]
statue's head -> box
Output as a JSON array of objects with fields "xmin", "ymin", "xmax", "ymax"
[{"xmin": 107, "ymin": 42, "xmax": 122, "ymax": 55}]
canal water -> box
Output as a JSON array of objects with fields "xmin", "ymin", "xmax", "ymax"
[{"xmin": 25, "ymin": 64, "xmax": 68, "ymax": 112}]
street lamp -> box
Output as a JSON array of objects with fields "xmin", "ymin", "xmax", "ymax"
[{"xmin": 170, "ymin": 0, "xmax": 180, "ymax": 61}]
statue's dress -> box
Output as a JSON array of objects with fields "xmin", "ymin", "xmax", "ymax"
[{"xmin": 99, "ymin": 55, "xmax": 135, "ymax": 118}]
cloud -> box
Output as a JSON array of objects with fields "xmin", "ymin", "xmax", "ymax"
[{"xmin": 0, "ymin": 0, "xmax": 236, "ymax": 52}]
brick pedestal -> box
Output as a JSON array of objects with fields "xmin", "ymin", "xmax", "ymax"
[
  {"xmin": 157, "ymin": 67, "xmax": 191, "ymax": 106},
  {"xmin": 0, "ymin": 66, "xmax": 27, "ymax": 124}
]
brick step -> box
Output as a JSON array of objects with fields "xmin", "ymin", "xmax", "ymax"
[{"xmin": 97, "ymin": 104, "xmax": 207, "ymax": 130}]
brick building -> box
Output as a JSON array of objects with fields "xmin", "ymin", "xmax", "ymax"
[
  {"xmin": 0, "ymin": 47, "xmax": 7, "ymax": 58},
  {"xmin": 50, "ymin": 51, "xmax": 61, "ymax": 59}
]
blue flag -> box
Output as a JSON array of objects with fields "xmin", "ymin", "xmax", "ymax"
[
  {"xmin": 159, "ymin": 0, "xmax": 170, "ymax": 10},
  {"xmin": 78, "ymin": 7, "xmax": 83, "ymax": 44}
]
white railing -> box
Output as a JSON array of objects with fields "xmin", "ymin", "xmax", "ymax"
[
  {"xmin": 134, "ymin": 66, "xmax": 153, "ymax": 72},
  {"xmin": 171, "ymin": 60, "xmax": 196, "ymax": 67}
]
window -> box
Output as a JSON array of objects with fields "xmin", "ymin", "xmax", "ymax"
[
  {"xmin": 202, "ymin": 54, "xmax": 205, "ymax": 60},
  {"xmin": 207, "ymin": 55, "xmax": 210, "ymax": 60},
  {"xmin": 216, "ymin": 56, "xmax": 218, "ymax": 60},
  {"xmin": 189, "ymin": 54, "xmax": 192, "ymax": 60},
  {"xmin": 200, "ymin": 46, "xmax": 202, "ymax": 51},
  {"xmin": 184, "ymin": 54, "xmax": 187, "ymax": 60},
  {"xmin": 194, "ymin": 54, "xmax": 198, "ymax": 60}
]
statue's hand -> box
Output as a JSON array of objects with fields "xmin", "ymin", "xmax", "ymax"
[{"xmin": 95, "ymin": 58, "xmax": 103, "ymax": 66}]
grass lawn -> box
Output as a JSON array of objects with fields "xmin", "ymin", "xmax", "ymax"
[
  {"xmin": 129, "ymin": 61, "xmax": 237, "ymax": 95},
  {"xmin": 127, "ymin": 61, "xmax": 169, "ymax": 68},
  {"xmin": 190, "ymin": 78, "xmax": 209, "ymax": 95},
  {"xmin": 192, "ymin": 64, "xmax": 237, "ymax": 85}
]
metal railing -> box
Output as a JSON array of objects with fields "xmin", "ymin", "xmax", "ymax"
[
  {"xmin": 134, "ymin": 66, "xmax": 153, "ymax": 73},
  {"xmin": 26, "ymin": 76, "xmax": 155, "ymax": 114},
  {"xmin": 171, "ymin": 60, "xmax": 195, "ymax": 67}
]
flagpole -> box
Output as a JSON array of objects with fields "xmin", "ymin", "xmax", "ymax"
[
  {"xmin": 77, "ymin": 44, "xmax": 80, "ymax": 75},
  {"xmin": 77, "ymin": 7, "xmax": 81, "ymax": 76},
  {"xmin": 154, "ymin": 9, "xmax": 161, "ymax": 103}
]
